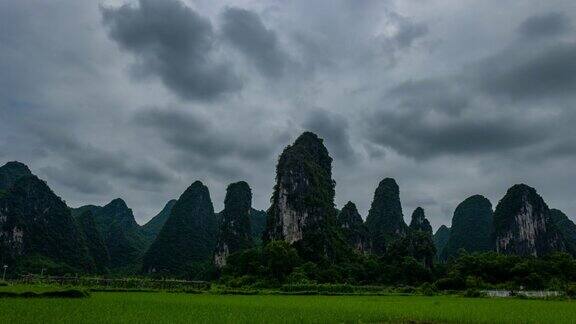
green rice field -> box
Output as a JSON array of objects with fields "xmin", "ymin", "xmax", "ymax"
[{"xmin": 0, "ymin": 287, "xmax": 575, "ymax": 323}]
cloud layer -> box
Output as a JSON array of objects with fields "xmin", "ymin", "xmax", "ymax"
[
  {"xmin": 101, "ymin": 0, "xmax": 241, "ymax": 100},
  {"xmin": 1, "ymin": 0, "xmax": 576, "ymax": 229}
]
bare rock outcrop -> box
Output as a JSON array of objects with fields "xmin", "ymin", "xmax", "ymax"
[{"xmin": 494, "ymin": 184, "xmax": 565, "ymax": 257}]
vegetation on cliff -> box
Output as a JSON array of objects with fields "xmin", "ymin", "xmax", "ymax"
[
  {"xmin": 75, "ymin": 199, "xmax": 149, "ymax": 273},
  {"xmin": 433, "ymin": 225, "xmax": 450, "ymax": 258},
  {"xmin": 0, "ymin": 161, "xmax": 32, "ymax": 191},
  {"xmin": 409, "ymin": 207, "xmax": 432, "ymax": 235},
  {"xmin": 250, "ymin": 208, "xmax": 267, "ymax": 245},
  {"xmin": 143, "ymin": 181, "xmax": 217, "ymax": 278},
  {"xmin": 265, "ymin": 132, "xmax": 349, "ymax": 263},
  {"xmin": 442, "ymin": 195, "xmax": 493, "ymax": 260},
  {"xmin": 141, "ymin": 199, "xmax": 177, "ymax": 241},
  {"xmin": 338, "ymin": 201, "xmax": 369, "ymax": 253},
  {"xmin": 0, "ymin": 175, "xmax": 93, "ymax": 273},
  {"xmin": 550, "ymin": 209, "xmax": 576, "ymax": 257},
  {"xmin": 387, "ymin": 207, "xmax": 436, "ymax": 269},
  {"xmin": 214, "ymin": 181, "xmax": 254, "ymax": 267},
  {"xmin": 75, "ymin": 210, "xmax": 110, "ymax": 273},
  {"xmin": 365, "ymin": 178, "xmax": 407, "ymax": 255}
]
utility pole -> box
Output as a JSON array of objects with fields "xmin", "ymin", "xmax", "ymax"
[{"xmin": 2, "ymin": 265, "xmax": 7, "ymax": 282}]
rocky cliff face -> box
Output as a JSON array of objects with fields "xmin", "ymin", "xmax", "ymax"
[
  {"xmin": 0, "ymin": 161, "xmax": 32, "ymax": 192},
  {"xmin": 214, "ymin": 181, "xmax": 254, "ymax": 268},
  {"xmin": 550, "ymin": 209, "xmax": 576, "ymax": 257},
  {"xmin": 409, "ymin": 207, "xmax": 432, "ymax": 235},
  {"xmin": 338, "ymin": 201, "xmax": 369, "ymax": 253},
  {"xmin": 365, "ymin": 178, "xmax": 407, "ymax": 255},
  {"xmin": 0, "ymin": 175, "xmax": 93, "ymax": 272},
  {"xmin": 442, "ymin": 195, "xmax": 493, "ymax": 259},
  {"xmin": 143, "ymin": 181, "xmax": 217, "ymax": 277},
  {"xmin": 266, "ymin": 132, "xmax": 346, "ymax": 261},
  {"xmin": 494, "ymin": 184, "xmax": 565, "ymax": 257},
  {"xmin": 433, "ymin": 225, "xmax": 450, "ymax": 259}
]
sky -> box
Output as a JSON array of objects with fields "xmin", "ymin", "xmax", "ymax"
[{"xmin": 1, "ymin": 0, "xmax": 575, "ymax": 230}]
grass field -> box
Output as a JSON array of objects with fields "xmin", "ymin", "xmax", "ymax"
[{"xmin": 0, "ymin": 287, "xmax": 575, "ymax": 323}]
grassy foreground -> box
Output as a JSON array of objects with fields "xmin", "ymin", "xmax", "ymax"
[{"xmin": 0, "ymin": 291, "xmax": 575, "ymax": 324}]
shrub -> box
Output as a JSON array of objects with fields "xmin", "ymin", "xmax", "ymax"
[
  {"xmin": 42, "ymin": 289, "xmax": 90, "ymax": 298},
  {"xmin": 565, "ymin": 284, "xmax": 576, "ymax": 298},
  {"xmin": 215, "ymin": 289, "xmax": 260, "ymax": 295},
  {"xmin": 285, "ymin": 270, "xmax": 312, "ymax": 285},
  {"xmin": 89, "ymin": 288, "xmax": 155, "ymax": 293},
  {"xmin": 463, "ymin": 289, "xmax": 484, "ymax": 298},
  {"xmin": 263, "ymin": 241, "xmax": 301, "ymax": 281},
  {"xmin": 278, "ymin": 291, "xmax": 319, "ymax": 295},
  {"xmin": 351, "ymin": 285, "xmax": 388, "ymax": 293},
  {"xmin": 226, "ymin": 275, "xmax": 258, "ymax": 288},
  {"xmin": 395, "ymin": 286, "xmax": 416, "ymax": 294},
  {"xmin": 465, "ymin": 276, "xmax": 484, "ymax": 289},
  {"xmin": 434, "ymin": 277, "xmax": 466, "ymax": 291},
  {"xmin": 0, "ymin": 289, "xmax": 89, "ymax": 299},
  {"xmin": 419, "ymin": 282, "xmax": 437, "ymax": 296},
  {"xmin": 280, "ymin": 284, "xmax": 354, "ymax": 294}
]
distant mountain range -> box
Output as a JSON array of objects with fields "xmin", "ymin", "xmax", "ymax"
[
  {"xmin": 0, "ymin": 162, "xmax": 267, "ymax": 276},
  {"xmin": 1, "ymin": 131, "xmax": 575, "ymax": 277}
]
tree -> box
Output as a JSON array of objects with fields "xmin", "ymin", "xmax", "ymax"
[{"xmin": 263, "ymin": 241, "xmax": 301, "ymax": 281}]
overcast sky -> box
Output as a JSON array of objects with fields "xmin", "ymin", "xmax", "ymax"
[{"xmin": 1, "ymin": 0, "xmax": 575, "ymax": 229}]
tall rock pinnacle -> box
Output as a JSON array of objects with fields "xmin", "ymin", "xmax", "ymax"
[
  {"xmin": 338, "ymin": 201, "xmax": 370, "ymax": 253},
  {"xmin": 494, "ymin": 184, "xmax": 565, "ymax": 257},
  {"xmin": 365, "ymin": 178, "xmax": 407, "ymax": 255},
  {"xmin": 409, "ymin": 207, "xmax": 432, "ymax": 235},
  {"xmin": 265, "ymin": 132, "xmax": 347, "ymax": 261},
  {"xmin": 214, "ymin": 181, "xmax": 254, "ymax": 267}
]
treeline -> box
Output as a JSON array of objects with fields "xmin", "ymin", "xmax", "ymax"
[{"xmin": 222, "ymin": 241, "xmax": 576, "ymax": 291}]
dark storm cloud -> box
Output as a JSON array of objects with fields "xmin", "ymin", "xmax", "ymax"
[
  {"xmin": 280, "ymin": 0, "xmax": 428, "ymax": 74},
  {"xmin": 473, "ymin": 43, "xmax": 576, "ymax": 100},
  {"xmin": 101, "ymin": 0, "xmax": 241, "ymax": 100},
  {"xmin": 389, "ymin": 79, "xmax": 469, "ymax": 116},
  {"xmin": 134, "ymin": 108, "xmax": 288, "ymax": 180},
  {"xmin": 367, "ymin": 107, "xmax": 551, "ymax": 160},
  {"xmin": 41, "ymin": 166, "xmax": 113, "ymax": 195},
  {"xmin": 367, "ymin": 15, "xmax": 576, "ymax": 161},
  {"xmin": 0, "ymin": 1, "xmax": 102, "ymax": 109},
  {"xmin": 32, "ymin": 127, "xmax": 174, "ymax": 190},
  {"xmin": 135, "ymin": 109, "xmax": 277, "ymax": 161},
  {"xmin": 221, "ymin": 7, "xmax": 289, "ymax": 78},
  {"xmin": 303, "ymin": 109, "xmax": 356, "ymax": 163},
  {"xmin": 518, "ymin": 12, "xmax": 572, "ymax": 39}
]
